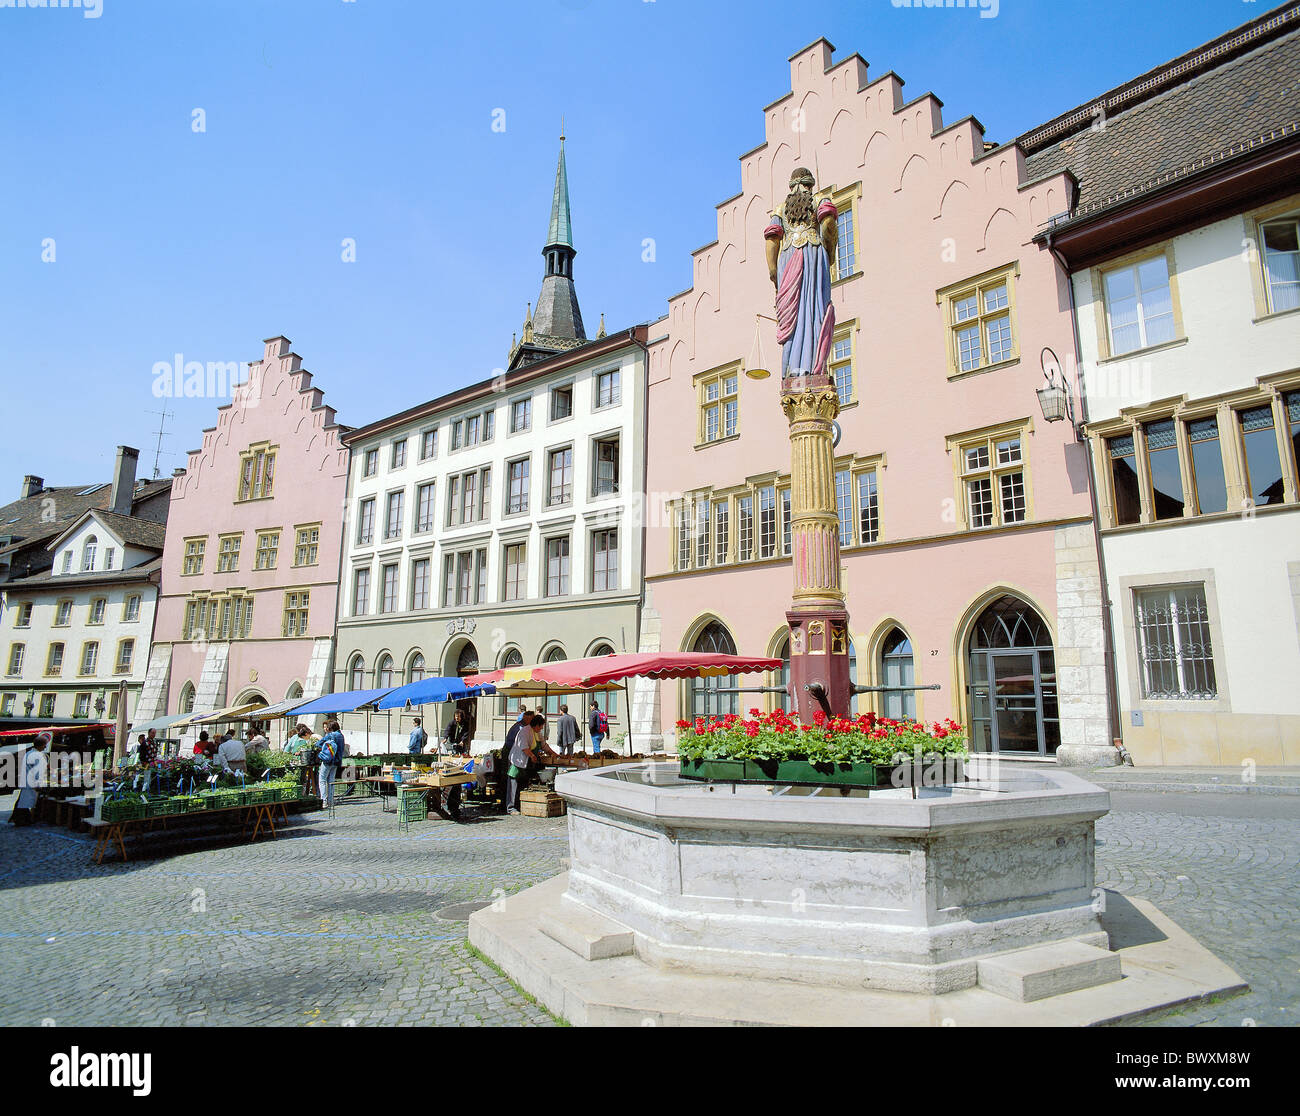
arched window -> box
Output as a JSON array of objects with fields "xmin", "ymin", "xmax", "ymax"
[
  {"xmin": 500, "ymin": 647, "xmax": 524, "ymax": 715},
  {"xmin": 590, "ymin": 642, "xmax": 618, "ymax": 718},
  {"xmin": 775, "ymin": 636, "xmax": 792, "ymax": 714},
  {"xmin": 880, "ymin": 628, "xmax": 915, "ymax": 720},
  {"xmin": 689, "ymin": 621, "xmax": 739, "ymax": 719},
  {"xmin": 456, "ymin": 642, "xmax": 479, "ymax": 676},
  {"xmin": 348, "ymin": 654, "xmax": 366, "ymax": 691},
  {"xmin": 286, "ymin": 681, "xmax": 303, "ymax": 701},
  {"xmin": 408, "ymin": 653, "xmax": 426, "ymax": 683},
  {"xmin": 376, "ymin": 654, "xmax": 394, "ymax": 689},
  {"xmin": 179, "ymin": 681, "xmax": 196, "ymax": 715},
  {"xmin": 543, "ymin": 645, "xmax": 565, "ymax": 716},
  {"xmin": 82, "ymin": 535, "xmax": 98, "ymax": 572}
]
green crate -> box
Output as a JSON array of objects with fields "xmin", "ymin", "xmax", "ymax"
[
  {"xmin": 102, "ymin": 799, "xmax": 144, "ymax": 823},
  {"xmin": 246, "ymin": 788, "xmax": 276, "ymax": 806},
  {"xmin": 275, "ymin": 786, "xmax": 300, "ymax": 803},
  {"xmin": 169, "ymin": 796, "xmax": 203, "ymax": 814},
  {"xmin": 142, "ymin": 799, "xmax": 180, "ymax": 818}
]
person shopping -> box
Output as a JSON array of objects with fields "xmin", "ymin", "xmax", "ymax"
[
  {"xmin": 505, "ymin": 715, "xmax": 537, "ymax": 815},
  {"xmin": 317, "ymin": 720, "xmax": 347, "ymax": 808},
  {"xmin": 9, "ymin": 732, "xmax": 50, "ymax": 827}
]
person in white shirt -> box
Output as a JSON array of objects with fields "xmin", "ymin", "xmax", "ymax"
[
  {"xmin": 217, "ymin": 732, "xmax": 247, "ymax": 774},
  {"xmin": 9, "ymin": 732, "xmax": 50, "ymax": 827}
]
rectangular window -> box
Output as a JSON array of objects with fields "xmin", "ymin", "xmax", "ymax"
[
  {"xmin": 835, "ymin": 469, "xmax": 853, "ymax": 546},
  {"xmin": 780, "ymin": 486, "xmax": 792, "ymax": 556},
  {"xmin": 960, "ymin": 434, "xmax": 1026, "ymax": 529},
  {"xmin": 450, "ymin": 421, "xmax": 463, "ymax": 451},
  {"xmin": 593, "ymin": 437, "xmax": 620, "ymax": 496},
  {"xmin": 1135, "ymin": 585, "xmax": 1217, "ymax": 699},
  {"xmin": 14, "ymin": 602, "xmax": 32, "ymax": 628},
  {"xmin": 758, "ymin": 485, "xmax": 776, "ymax": 558},
  {"xmin": 420, "ymin": 427, "xmax": 438, "ymax": 461},
  {"xmin": 1186, "ymin": 417, "xmax": 1227, "ymax": 516},
  {"xmin": 381, "ymin": 564, "xmax": 399, "ymax": 613},
  {"xmin": 943, "ymin": 268, "xmax": 1018, "ymax": 375},
  {"xmin": 79, "ymin": 642, "xmax": 98, "ymax": 676},
  {"xmin": 7, "ymin": 644, "xmax": 24, "ymax": 676},
  {"xmin": 465, "ymin": 414, "xmax": 481, "ymax": 447},
  {"xmin": 356, "ymin": 498, "xmax": 375, "ymax": 545},
  {"xmin": 835, "ymin": 204, "xmax": 856, "ymax": 281},
  {"xmin": 294, "ymin": 525, "xmax": 320, "ymax": 567},
  {"xmin": 238, "ymin": 446, "xmax": 276, "ymax": 500},
  {"xmin": 115, "ymin": 639, "xmax": 134, "ymax": 673},
  {"xmin": 415, "ymin": 482, "xmax": 436, "ymax": 533},
  {"xmin": 1261, "ymin": 218, "xmax": 1300, "ymax": 314},
  {"xmin": 88, "ymin": 598, "xmax": 106, "ymax": 625},
  {"xmin": 592, "ymin": 528, "xmax": 618, "ymax": 592},
  {"xmin": 282, "ymin": 591, "xmax": 310, "ymax": 637},
  {"xmin": 830, "ymin": 334, "xmax": 854, "ymax": 405},
  {"xmin": 384, "ymin": 491, "xmax": 405, "ymax": 539},
  {"xmin": 737, "ymin": 494, "xmax": 753, "ymax": 561},
  {"xmin": 676, "ymin": 502, "xmax": 692, "ymax": 571},
  {"xmin": 391, "ymin": 439, "xmax": 407, "ymax": 469},
  {"xmin": 1143, "ymin": 419, "xmax": 1184, "ymax": 520},
  {"xmin": 695, "ymin": 500, "xmax": 711, "ymax": 567},
  {"xmin": 74, "ymin": 693, "xmax": 90, "ymax": 718},
  {"xmin": 461, "ymin": 472, "xmax": 477, "ymax": 524},
  {"xmin": 55, "ymin": 600, "xmax": 72, "ymax": 627},
  {"xmin": 38, "ymin": 693, "xmax": 55, "ymax": 718},
  {"xmin": 446, "ymin": 476, "xmax": 460, "ymax": 527},
  {"xmin": 104, "ymin": 548, "xmax": 115, "ymax": 570},
  {"xmin": 46, "ymin": 643, "xmax": 63, "ymax": 675},
  {"xmin": 455, "ymin": 552, "xmax": 472, "ymax": 606},
  {"xmin": 476, "ymin": 548, "xmax": 488, "ymax": 605},
  {"xmin": 410, "ymin": 558, "xmax": 431, "ymax": 611},
  {"xmin": 1237, "ymin": 405, "xmax": 1285, "ymax": 506},
  {"xmin": 510, "ymin": 397, "xmax": 532, "ymax": 433},
  {"xmin": 1107, "ymin": 434, "xmax": 1141, "ymax": 526},
  {"xmin": 353, "ymin": 568, "xmax": 370, "ymax": 617},
  {"xmin": 699, "ymin": 370, "xmax": 739, "ymax": 444},
  {"xmin": 254, "ymin": 530, "xmax": 279, "ymax": 570},
  {"xmin": 713, "ymin": 498, "xmax": 729, "ymax": 565},
  {"xmin": 62, "ymin": 552, "xmax": 72, "ymax": 574},
  {"xmin": 857, "ymin": 470, "xmax": 879, "ymax": 543},
  {"xmin": 442, "ymin": 555, "xmax": 455, "ymax": 608},
  {"xmin": 182, "ymin": 538, "xmax": 206, "ymax": 576},
  {"xmin": 123, "ymin": 595, "xmax": 141, "ymax": 622},
  {"xmin": 507, "ymin": 459, "xmax": 530, "ymax": 515},
  {"xmin": 217, "ymin": 534, "xmax": 242, "ymax": 573},
  {"xmin": 551, "ymin": 384, "xmax": 574, "ymax": 421},
  {"xmin": 545, "ymin": 536, "xmax": 571, "ymax": 597},
  {"xmin": 1104, "ymin": 254, "xmax": 1175, "ymax": 355},
  {"xmin": 484, "ymin": 410, "xmax": 495, "ymax": 441},
  {"xmin": 503, "ymin": 543, "xmax": 527, "ymax": 602},
  {"xmin": 595, "ymin": 369, "xmax": 620, "ymax": 408},
  {"xmin": 363, "ymin": 448, "xmax": 379, "ymax": 477},
  {"xmin": 547, "ymin": 447, "xmax": 573, "ymax": 507},
  {"xmin": 1286, "ymin": 391, "xmax": 1300, "ymax": 486}
]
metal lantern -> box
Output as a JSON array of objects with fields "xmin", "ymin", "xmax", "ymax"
[{"xmin": 1036, "ymin": 376, "xmax": 1069, "ymax": 423}]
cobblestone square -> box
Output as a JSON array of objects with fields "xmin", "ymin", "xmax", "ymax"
[{"xmin": 0, "ymin": 789, "xmax": 1295, "ymax": 1027}]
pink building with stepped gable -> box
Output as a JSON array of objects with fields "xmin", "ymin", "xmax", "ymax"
[
  {"xmin": 636, "ymin": 39, "xmax": 1111, "ymax": 760},
  {"xmin": 133, "ymin": 337, "xmax": 349, "ymax": 731}
]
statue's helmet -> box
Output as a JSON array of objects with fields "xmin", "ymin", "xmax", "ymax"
[{"xmin": 788, "ymin": 167, "xmax": 815, "ymax": 192}]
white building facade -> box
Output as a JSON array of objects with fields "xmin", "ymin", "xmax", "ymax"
[
  {"xmin": 1024, "ymin": 10, "xmax": 1300, "ymax": 766},
  {"xmin": 335, "ymin": 328, "xmax": 648, "ymax": 751},
  {"xmin": 1, "ymin": 509, "xmax": 163, "ymax": 724}
]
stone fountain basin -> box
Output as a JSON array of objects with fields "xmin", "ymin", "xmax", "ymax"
[{"xmin": 552, "ymin": 762, "xmax": 1111, "ymax": 994}]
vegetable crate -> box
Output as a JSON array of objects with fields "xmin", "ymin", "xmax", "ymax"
[
  {"xmin": 102, "ymin": 800, "xmax": 144, "ymax": 823},
  {"xmin": 142, "ymin": 799, "xmax": 180, "ymax": 818},
  {"xmin": 246, "ymin": 788, "xmax": 277, "ymax": 806},
  {"xmin": 519, "ymin": 790, "xmax": 566, "ymax": 818}
]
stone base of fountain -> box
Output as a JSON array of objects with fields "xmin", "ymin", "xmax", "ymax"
[{"xmin": 469, "ymin": 762, "xmax": 1246, "ymax": 1025}]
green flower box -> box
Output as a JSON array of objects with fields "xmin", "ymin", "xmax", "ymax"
[{"xmin": 679, "ymin": 756, "xmax": 965, "ymax": 789}]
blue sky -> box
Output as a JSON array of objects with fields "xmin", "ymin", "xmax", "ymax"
[{"xmin": 0, "ymin": 0, "xmax": 1267, "ymax": 486}]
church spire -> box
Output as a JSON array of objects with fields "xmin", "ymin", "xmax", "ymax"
[{"xmin": 532, "ymin": 129, "xmax": 585, "ymax": 342}]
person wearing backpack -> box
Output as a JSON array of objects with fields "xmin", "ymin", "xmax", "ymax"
[
  {"xmin": 317, "ymin": 720, "xmax": 347, "ymax": 807},
  {"xmin": 408, "ymin": 717, "xmax": 428, "ymax": 757},
  {"xmin": 588, "ymin": 700, "xmax": 609, "ymax": 755}
]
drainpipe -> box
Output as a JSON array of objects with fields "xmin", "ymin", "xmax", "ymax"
[
  {"xmin": 631, "ymin": 327, "xmax": 651, "ymax": 748},
  {"xmin": 1046, "ymin": 232, "xmax": 1126, "ymax": 756}
]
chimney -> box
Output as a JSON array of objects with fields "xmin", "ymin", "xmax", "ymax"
[
  {"xmin": 110, "ymin": 446, "xmax": 139, "ymax": 516},
  {"xmin": 21, "ymin": 476, "xmax": 43, "ymax": 500}
]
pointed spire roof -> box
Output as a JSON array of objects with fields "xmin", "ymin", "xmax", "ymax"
[{"xmin": 545, "ymin": 133, "xmax": 574, "ymax": 250}]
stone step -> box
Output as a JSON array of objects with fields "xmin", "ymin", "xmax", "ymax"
[
  {"xmin": 540, "ymin": 900, "xmax": 634, "ymax": 961},
  {"xmin": 977, "ymin": 940, "xmax": 1121, "ymax": 1003}
]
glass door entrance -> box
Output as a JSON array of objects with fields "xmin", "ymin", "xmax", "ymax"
[{"xmin": 966, "ymin": 596, "xmax": 1060, "ymax": 756}]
